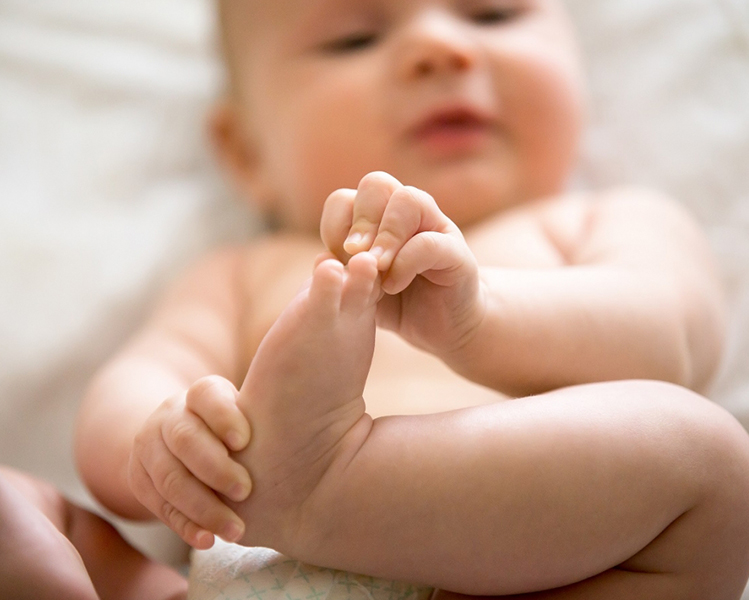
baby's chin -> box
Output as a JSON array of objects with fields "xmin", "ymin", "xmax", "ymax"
[{"xmin": 403, "ymin": 167, "xmax": 527, "ymax": 226}]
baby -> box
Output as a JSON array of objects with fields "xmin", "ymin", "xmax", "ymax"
[{"xmin": 74, "ymin": 0, "xmax": 749, "ymax": 598}]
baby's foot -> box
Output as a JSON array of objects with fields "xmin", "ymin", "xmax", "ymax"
[{"xmin": 231, "ymin": 252, "xmax": 381, "ymax": 548}]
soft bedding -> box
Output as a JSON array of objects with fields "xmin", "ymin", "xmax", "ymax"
[
  {"xmin": 0, "ymin": 0, "xmax": 747, "ymax": 592},
  {"xmin": 188, "ymin": 541, "xmax": 433, "ymax": 600}
]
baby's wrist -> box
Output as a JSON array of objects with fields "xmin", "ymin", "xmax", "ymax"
[{"xmin": 437, "ymin": 279, "xmax": 492, "ymax": 380}]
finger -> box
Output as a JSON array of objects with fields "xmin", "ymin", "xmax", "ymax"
[
  {"xmin": 344, "ymin": 172, "xmax": 402, "ymax": 255},
  {"xmin": 162, "ymin": 406, "xmax": 252, "ymax": 502},
  {"xmin": 374, "ymin": 292, "xmax": 403, "ymax": 333},
  {"xmin": 320, "ymin": 188, "xmax": 356, "ymax": 262},
  {"xmin": 384, "ymin": 231, "xmax": 475, "ymax": 295},
  {"xmin": 186, "ymin": 376, "xmax": 249, "ymax": 452},
  {"xmin": 370, "ymin": 186, "xmax": 454, "ymax": 273},
  {"xmin": 139, "ymin": 436, "xmax": 245, "ymax": 543},
  {"xmin": 128, "ymin": 455, "xmax": 217, "ymax": 549}
]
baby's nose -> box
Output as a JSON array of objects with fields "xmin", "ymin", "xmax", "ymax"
[{"xmin": 394, "ymin": 11, "xmax": 478, "ymax": 81}]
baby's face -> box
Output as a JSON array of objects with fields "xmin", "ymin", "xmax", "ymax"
[{"xmin": 221, "ymin": 0, "xmax": 586, "ymax": 231}]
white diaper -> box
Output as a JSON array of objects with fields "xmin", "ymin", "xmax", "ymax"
[{"xmin": 188, "ymin": 539, "xmax": 434, "ymax": 600}]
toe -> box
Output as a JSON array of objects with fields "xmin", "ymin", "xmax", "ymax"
[
  {"xmin": 308, "ymin": 258, "xmax": 345, "ymax": 316},
  {"xmin": 341, "ymin": 252, "xmax": 380, "ymax": 314}
]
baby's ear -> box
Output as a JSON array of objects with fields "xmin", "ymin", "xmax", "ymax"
[{"xmin": 207, "ymin": 100, "xmax": 274, "ymax": 210}]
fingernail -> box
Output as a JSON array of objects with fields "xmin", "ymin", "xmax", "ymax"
[
  {"xmin": 222, "ymin": 520, "xmax": 244, "ymax": 543},
  {"xmin": 195, "ymin": 530, "xmax": 214, "ymax": 549},
  {"xmin": 344, "ymin": 233, "xmax": 366, "ymax": 254},
  {"xmin": 345, "ymin": 232, "xmax": 363, "ymax": 246},
  {"xmin": 370, "ymin": 245, "xmax": 384, "ymax": 259},
  {"xmin": 229, "ymin": 481, "xmax": 251, "ymax": 502},
  {"xmin": 226, "ymin": 430, "xmax": 246, "ymax": 451}
]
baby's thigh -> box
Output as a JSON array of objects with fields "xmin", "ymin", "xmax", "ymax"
[
  {"xmin": 0, "ymin": 468, "xmax": 98, "ymax": 600},
  {"xmin": 535, "ymin": 380, "xmax": 749, "ymax": 599}
]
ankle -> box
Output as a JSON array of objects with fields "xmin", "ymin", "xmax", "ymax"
[{"xmin": 267, "ymin": 413, "xmax": 375, "ymax": 558}]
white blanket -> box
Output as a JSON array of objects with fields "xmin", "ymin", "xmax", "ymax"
[{"xmin": 0, "ymin": 0, "xmax": 748, "ymax": 585}]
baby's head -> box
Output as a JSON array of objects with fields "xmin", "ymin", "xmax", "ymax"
[{"xmin": 211, "ymin": 0, "xmax": 587, "ymax": 232}]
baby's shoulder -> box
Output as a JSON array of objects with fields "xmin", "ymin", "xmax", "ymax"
[
  {"xmin": 534, "ymin": 186, "xmax": 685, "ymax": 234},
  {"xmin": 177, "ymin": 233, "xmax": 321, "ymax": 286},
  {"xmin": 536, "ymin": 186, "xmax": 704, "ymax": 261},
  {"xmin": 470, "ymin": 187, "xmax": 694, "ymax": 266},
  {"xmin": 556, "ymin": 186, "xmax": 701, "ymax": 241},
  {"xmin": 151, "ymin": 244, "xmax": 249, "ymax": 319},
  {"xmin": 151, "ymin": 234, "xmax": 317, "ymax": 321}
]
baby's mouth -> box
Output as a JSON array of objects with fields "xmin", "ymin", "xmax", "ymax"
[{"xmin": 409, "ymin": 107, "xmax": 495, "ymax": 156}]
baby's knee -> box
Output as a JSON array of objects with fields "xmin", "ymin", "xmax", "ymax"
[
  {"xmin": 693, "ymin": 405, "xmax": 749, "ymax": 594},
  {"xmin": 637, "ymin": 381, "xmax": 749, "ymax": 502},
  {"xmin": 644, "ymin": 382, "xmax": 749, "ymax": 596}
]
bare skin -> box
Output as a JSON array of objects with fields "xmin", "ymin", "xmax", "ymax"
[
  {"xmin": 48, "ymin": 0, "xmax": 742, "ymax": 596},
  {"xmin": 227, "ymin": 253, "xmax": 749, "ymax": 600},
  {"xmin": 231, "ymin": 251, "xmax": 381, "ymax": 541},
  {"xmin": 74, "ymin": 0, "xmax": 728, "ymax": 560},
  {"xmin": 0, "ymin": 467, "xmax": 187, "ymax": 600},
  {"xmin": 75, "ymin": 176, "xmax": 726, "ymax": 552}
]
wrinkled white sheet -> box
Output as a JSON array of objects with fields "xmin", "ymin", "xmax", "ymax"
[
  {"xmin": 0, "ymin": 0, "xmax": 256, "ymax": 564},
  {"xmin": 0, "ymin": 0, "xmax": 747, "ymax": 582}
]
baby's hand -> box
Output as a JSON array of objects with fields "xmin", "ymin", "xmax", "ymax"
[
  {"xmin": 320, "ymin": 171, "xmax": 486, "ymax": 359},
  {"xmin": 128, "ymin": 376, "xmax": 252, "ymax": 550}
]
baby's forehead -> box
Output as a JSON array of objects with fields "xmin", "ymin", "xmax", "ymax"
[
  {"xmin": 217, "ymin": 0, "xmax": 300, "ymax": 51},
  {"xmin": 218, "ymin": 0, "xmax": 301, "ymax": 27}
]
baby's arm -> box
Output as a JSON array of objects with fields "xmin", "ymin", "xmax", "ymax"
[
  {"xmin": 75, "ymin": 249, "xmax": 251, "ymax": 548},
  {"xmin": 323, "ymin": 175, "xmax": 725, "ymax": 396},
  {"xmin": 452, "ymin": 188, "xmax": 726, "ymax": 396}
]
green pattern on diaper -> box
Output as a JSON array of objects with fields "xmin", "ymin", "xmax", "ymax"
[{"xmin": 188, "ymin": 542, "xmax": 434, "ymax": 600}]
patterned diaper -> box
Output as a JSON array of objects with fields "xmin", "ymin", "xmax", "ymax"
[{"xmin": 188, "ymin": 539, "xmax": 435, "ymax": 600}]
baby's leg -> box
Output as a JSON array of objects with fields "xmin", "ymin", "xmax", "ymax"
[
  {"xmin": 416, "ymin": 383, "xmax": 749, "ymax": 600},
  {"xmin": 224, "ymin": 250, "xmax": 749, "ymax": 599},
  {"xmin": 0, "ymin": 466, "xmax": 187, "ymax": 600},
  {"xmin": 232, "ymin": 252, "xmax": 380, "ymax": 546},
  {"xmin": 232, "ymin": 369, "xmax": 749, "ymax": 598}
]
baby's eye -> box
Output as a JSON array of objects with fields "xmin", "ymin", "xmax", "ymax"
[
  {"xmin": 322, "ymin": 31, "xmax": 379, "ymax": 54},
  {"xmin": 469, "ymin": 8, "xmax": 518, "ymax": 25}
]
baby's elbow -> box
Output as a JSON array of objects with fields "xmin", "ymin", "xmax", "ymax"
[{"xmin": 679, "ymin": 284, "xmax": 728, "ymax": 393}]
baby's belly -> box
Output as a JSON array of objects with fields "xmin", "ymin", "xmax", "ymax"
[{"xmin": 364, "ymin": 329, "xmax": 505, "ymax": 419}]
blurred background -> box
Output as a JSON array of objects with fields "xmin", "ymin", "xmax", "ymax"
[{"xmin": 1, "ymin": 0, "xmax": 748, "ymax": 579}]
